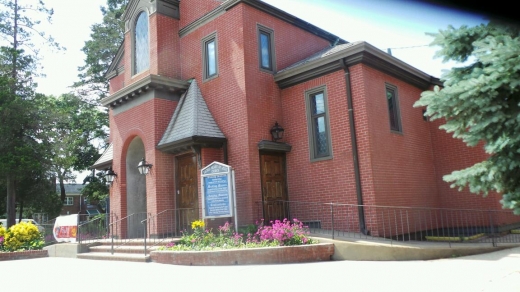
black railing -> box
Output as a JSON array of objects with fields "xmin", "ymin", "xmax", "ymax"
[
  {"xmin": 255, "ymin": 201, "xmax": 520, "ymax": 247},
  {"xmin": 78, "ymin": 213, "xmax": 116, "ymax": 244},
  {"xmin": 141, "ymin": 207, "xmax": 200, "ymax": 255},
  {"xmin": 108, "ymin": 212, "xmax": 149, "ymax": 254}
]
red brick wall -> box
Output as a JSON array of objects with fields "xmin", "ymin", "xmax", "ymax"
[
  {"xmin": 357, "ymin": 64, "xmax": 439, "ymax": 209},
  {"xmin": 0, "ymin": 250, "xmax": 48, "ymax": 261},
  {"xmin": 110, "ymin": 74, "xmax": 125, "ymax": 94},
  {"xmin": 179, "ymin": 0, "xmax": 222, "ymax": 29},
  {"xmin": 60, "ymin": 196, "xmax": 81, "ymax": 215},
  {"xmin": 281, "ymin": 70, "xmax": 357, "ymax": 205},
  {"xmin": 179, "ymin": 5, "xmax": 253, "ymax": 225},
  {"xmin": 429, "ymin": 119, "xmax": 503, "ymax": 210},
  {"xmin": 240, "ymin": 5, "xmax": 333, "ymax": 223},
  {"xmin": 150, "ymin": 13, "xmax": 181, "ymax": 79},
  {"xmin": 109, "ymin": 97, "xmax": 177, "ymax": 224}
]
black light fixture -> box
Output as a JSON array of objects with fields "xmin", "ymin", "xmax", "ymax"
[
  {"xmin": 270, "ymin": 122, "xmax": 285, "ymax": 142},
  {"xmin": 105, "ymin": 168, "xmax": 117, "ymax": 184},
  {"xmin": 137, "ymin": 157, "xmax": 153, "ymax": 175}
]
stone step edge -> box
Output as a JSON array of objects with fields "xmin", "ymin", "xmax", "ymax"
[
  {"xmin": 77, "ymin": 252, "xmax": 151, "ymax": 262},
  {"xmin": 91, "ymin": 239, "xmax": 181, "ymax": 247},
  {"xmin": 89, "ymin": 246, "xmax": 160, "ymax": 254}
]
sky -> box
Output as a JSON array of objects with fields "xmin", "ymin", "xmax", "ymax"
[{"xmin": 30, "ymin": 0, "xmax": 487, "ymax": 182}]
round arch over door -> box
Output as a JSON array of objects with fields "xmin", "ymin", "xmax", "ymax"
[{"xmin": 126, "ymin": 137, "xmax": 147, "ymax": 238}]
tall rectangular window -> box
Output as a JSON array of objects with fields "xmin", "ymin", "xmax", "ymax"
[
  {"xmin": 257, "ymin": 25, "xmax": 275, "ymax": 72},
  {"xmin": 202, "ymin": 33, "xmax": 218, "ymax": 81},
  {"xmin": 386, "ymin": 84, "xmax": 402, "ymax": 132},
  {"xmin": 306, "ymin": 86, "xmax": 332, "ymax": 161},
  {"xmin": 134, "ymin": 11, "xmax": 150, "ymax": 75}
]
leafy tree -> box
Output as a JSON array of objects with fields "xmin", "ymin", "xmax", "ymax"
[
  {"xmin": 40, "ymin": 94, "xmax": 108, "ymax": 202},
  {"xmin": 16, "ymin": 167, "xmax": 62, "ymax": 220},
  {"xmin": 0, "ymin": 0, "xmax": 61, "ymax": 227},
  {"xmin": 73, "ymin": 0, "xmax": 126, "ymax": 103},
  {"xmin": 81, "ymin": 172, "xmax": 109, "ymax": 211},
  {"xmin": 415, "ymin": 21, "xmax": 520, "ymax": 214}
]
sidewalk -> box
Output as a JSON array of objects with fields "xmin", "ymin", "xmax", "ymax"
[{"xmin": 2, "ymin": 246, "xmax": 519, "ymax": 292}]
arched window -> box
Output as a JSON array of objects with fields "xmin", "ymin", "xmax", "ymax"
[{"xmin": 134, "ymin": 11, "xmax": 149, "ymax": 75}]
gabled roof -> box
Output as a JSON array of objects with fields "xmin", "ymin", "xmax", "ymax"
[
  {"xmin": 157, "ymin": 80, "xmax": 226, "ymax": 153},
  {"xmin": 56, "ymin": 184, "xmax": 84, "ymax": 195},
  {"xmin": 277, "ymin": 42, "xmax": 361, "ymax": 74},
  {"xmin": 91, "ymin": 144, "xmax": 113, "ymax": 170},
  {"xmin": 275, "ymin": 41, "xmax": 441, "ymax": 90}
]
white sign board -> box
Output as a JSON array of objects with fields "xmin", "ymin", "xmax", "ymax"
[{"xmin": 53, "ymin": 214, "xmax": 78, "ymax": 243}]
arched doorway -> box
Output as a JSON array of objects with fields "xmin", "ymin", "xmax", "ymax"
[{"xmin": 126, "ymin": 137, "xmax": 147, "ymax": 238}]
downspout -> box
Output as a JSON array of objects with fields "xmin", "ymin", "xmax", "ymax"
[{"xmin": 341, "ymin": 60, "xmax": 367, "ymax": 234}]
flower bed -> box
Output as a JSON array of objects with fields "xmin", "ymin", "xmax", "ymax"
[{"xmin": 152, "ymin": 219, "xmax": 334, "ymax": 265}]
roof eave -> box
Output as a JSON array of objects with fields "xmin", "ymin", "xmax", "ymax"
[
  {"xmin": 157, "ymin": 136, "xmax": 227, "ymax": 154},
  {"xmin": 100, "ymin": 74, "xmax": 190, "ymax": 108},
  {"xmin": 275, "ymin": 42, "xmax": 439, "ymax": 90}
]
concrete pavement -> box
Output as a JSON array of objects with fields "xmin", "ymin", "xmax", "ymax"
[{"xmin": 2, "ymin": 247, "xmax": 520, "ymax": 292}]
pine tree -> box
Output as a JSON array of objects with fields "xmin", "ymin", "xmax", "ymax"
[{"xmin": 415, "ymin": 21, "xmax": 520, "ymax": 214}]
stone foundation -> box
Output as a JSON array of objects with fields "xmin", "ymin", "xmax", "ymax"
[{"xmin": 151, "ymin": 243, "xmax": 334, "ymax": 266}]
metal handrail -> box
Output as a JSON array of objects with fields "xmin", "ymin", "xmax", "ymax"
[
  {"xmin": 140, "ymin": 207, "xmax": 200, "ymax": 255},
  {"xmin": 77, "ymin": 213, "xmax": 113, "ymax": 244},
  {"xmin": 255, "ymin": 200, "xmax": 520, "ymax": 247},
  {"xmin": 108, "ymin": 212, "xmax": 149, "ymax": 254}
]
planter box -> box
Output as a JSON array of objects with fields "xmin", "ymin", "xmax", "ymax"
[
  {"xmin": 151, "ymin": 243, "xmax": 334, "ymax": 266},
  {"xmin": 0, "ymin": 250, "xmax": 48, "ymax": 261}
]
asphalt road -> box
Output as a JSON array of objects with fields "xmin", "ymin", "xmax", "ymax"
[{"xmin": 2, "ymin": 247, "xmax": 519, "ymax": 292}]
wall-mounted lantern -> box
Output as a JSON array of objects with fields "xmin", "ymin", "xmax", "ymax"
[
  {"xmin": 105, "ymin": 168, "xmax": 117, "ymax": 185},
  {"xmin": 270, "ymin": 122, "xmax": 285, "ymax": 142},
  {"xmin": 137, "ymin": 158, "xmax": 153, "ymax": 175}
]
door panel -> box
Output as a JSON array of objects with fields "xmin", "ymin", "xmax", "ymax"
[
  {"xmin": 176, "ymin": 154, "xmax": 198, "ymax": 231},
  {"xmin": 260, "ymin": 153, "xmax": 288, "ymax": 223}
]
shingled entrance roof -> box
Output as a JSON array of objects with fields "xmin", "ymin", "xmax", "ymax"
[
  {"xmin": 91, "ymin": 143, "xmax": 113, "ymax": 170},
  {"xmin": 157, "ymin": 79, "xmax": 226, "ymax": 153}
]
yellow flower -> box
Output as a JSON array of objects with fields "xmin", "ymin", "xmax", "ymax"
[
  {"xmin": 3, "ymin": 222, "xmax": 42, "ymax": 251},
  {"xmin": 191, "ymin": 220, "xmax": 205, "ymax": 229}
]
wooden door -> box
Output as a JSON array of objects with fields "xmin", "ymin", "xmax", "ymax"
[
  {"xmin": 260, "ymin": 153, "xmax": 288, "ymax": 223},
  {"xmin": 176, "ymin": 154, "xmax": 198, "ymax": 231}
]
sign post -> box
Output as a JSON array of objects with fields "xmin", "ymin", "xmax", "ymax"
[{"xmin": 201, "ymin": 162, "xmax": 237, "ymax": 232}]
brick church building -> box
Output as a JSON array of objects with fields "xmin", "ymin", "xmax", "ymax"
[{"xmin": 92, "ymin": 0, "xmax": 517, "ymax": 237}]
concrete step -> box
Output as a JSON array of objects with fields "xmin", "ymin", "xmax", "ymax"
[
  {"xmin": 76, "ymin": 238, "xmax": 180, "ymax": 263},
  {"xmin": 77, "ymin": 252, "xmax": 150, "ymax": 262},
  {"xmin": 89, "ymin": 245, "xmax": 159, "ymax": 254}
]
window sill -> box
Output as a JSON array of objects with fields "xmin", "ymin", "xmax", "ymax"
[
  {"xmin": 203, "ymin": 74, "xmax": 219, "ymax": 83},
  {"xmin": 310, "ymin": 155, "xmax": 333, "ymax": 163}
]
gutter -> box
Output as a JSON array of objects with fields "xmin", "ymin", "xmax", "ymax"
[{"xmin": 341, "ymin": 60, "xmax": 367, "ymax": 235}]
